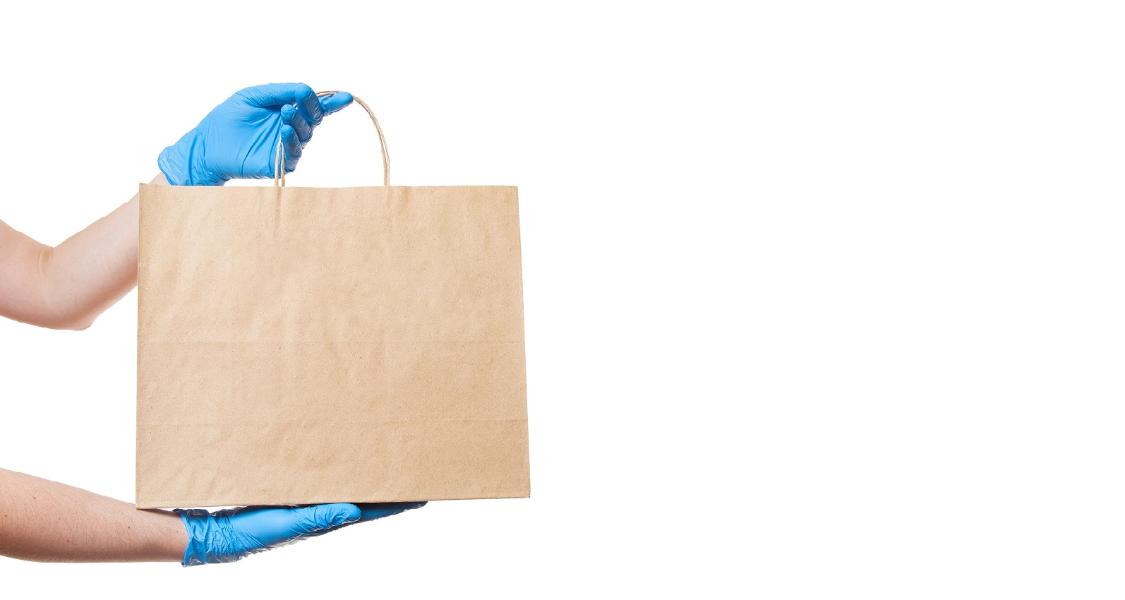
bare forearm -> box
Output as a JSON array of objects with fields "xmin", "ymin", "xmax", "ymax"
[
  {"xmin": 0, "ymin": 175, "xmax": 163, "ymax": 329},
  {"xmin": 0, "ymin": 468, "xmax": 184, "ymax": 562},
  {"xmin": 36, "ymin": 196, "xmax": 139, "ymax": 329}
]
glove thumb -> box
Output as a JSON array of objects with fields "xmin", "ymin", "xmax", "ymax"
[{"xmin": 319, "ymin": 91, "xmax": 353, "ymax": 114}]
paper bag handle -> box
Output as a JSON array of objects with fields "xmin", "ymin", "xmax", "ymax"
[{"xmin": 273, "ymin": 91, "xmax": 390, "ymax": 188}]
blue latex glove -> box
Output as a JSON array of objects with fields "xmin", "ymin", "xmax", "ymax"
[
  {"xmin": 158, "ymin": 83, "xmax": 353, "ymax": 186},
  {"xmin": 176, "ymin": 501, "xmax": 425, "ymax": 566}
]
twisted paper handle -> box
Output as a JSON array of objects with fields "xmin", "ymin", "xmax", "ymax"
[{"xmin": 273, "ymin": 91, "xmax": 390, "ymax": 187}]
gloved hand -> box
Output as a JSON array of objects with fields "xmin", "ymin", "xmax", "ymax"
[
  {"xmin": 158, "ymin": 83, "xmax": 353, "ymax": 186},
  {"xmin": 176, "ymin": 501, "xmax": 425, "ymax": 566}
]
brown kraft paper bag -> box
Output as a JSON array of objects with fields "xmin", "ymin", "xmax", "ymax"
[{"xmin": 136, "ymin": 96, "xmax": 529, "ymax": 508}]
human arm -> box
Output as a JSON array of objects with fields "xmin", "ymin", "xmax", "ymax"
[
  {"xmin": 0, "ymin": 467, "xmax": 425, "ymax": 565},
  {"xmin": 0, "ymin": 467, "xmax": 184, "ymax": 562},
  {"xmin": 0, "ymin": 83, "xmax": 351, "ymax": 331},
  {"xmin": 0, "ymin": 83, "xmax": 389, "ymax": 565},
  {"xmin": 0, "ymin": 176, "xmax": 158, "ymax": 330}
]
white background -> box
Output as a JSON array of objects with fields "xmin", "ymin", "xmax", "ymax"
[{"xmin": 1, "ymin": 0, "xmax": 1123, "ymax": 597}]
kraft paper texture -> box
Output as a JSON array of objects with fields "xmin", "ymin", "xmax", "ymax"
[{"xmin": 136, "ymin": 184, "xmax": 529, "ymax": 508}]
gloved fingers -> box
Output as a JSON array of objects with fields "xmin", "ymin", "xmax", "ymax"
[
  {"xmin": 238, "ymin": 82, "xmax": 317, "ymax": 109},
  {"xmin": 280, "ymin": 124, "xmax": 302, "ymax": 172},
  {"xmin": 319, "ymin": 91, "xmax": 353, "ymax": 115},
  {"xmin": 355, "ymin": 501, "xmax": 427, "ymax": 523},
  {"xmin": 296, "ymin": 87, "xmax": 324, "ymax": 128},
  {"xmin": 281, "ymin": 104, "xmax": 313, "ymax": 143}
]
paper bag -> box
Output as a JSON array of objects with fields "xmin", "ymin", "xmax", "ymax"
[{"xmin": 136, "ymin": 97, "xmax": 528, "ymax": 508}]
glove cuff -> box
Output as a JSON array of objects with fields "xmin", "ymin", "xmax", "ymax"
[
  {"xmin": 158, "ymin": 132, "xmax": 226, "ymax": 186},
  {"xmin": 176, "ymin": 508, "xmax": 244, "ymax": 566},
  {"xmin": 176, "ymin": 508, "xmax": 207, "ymax": 566},
  {"xmin": 157, "ymin": 144, "xmax": 191, "ymax": 186}
]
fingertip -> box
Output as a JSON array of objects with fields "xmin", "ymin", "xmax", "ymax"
[
  {"xmin": 356, "ymin": 501, "xmax": 427, "ymax": 522},
  {"xmin": 337, "ymin": 503, "xmax": 363, "ymax": 525},
  {"xmin": 280, "ymin": 104, "xmax": 297, "ymax": 124},
  {"xmin": 320, "ymin": 91, "xmax": 353, "ymax": 115}
]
